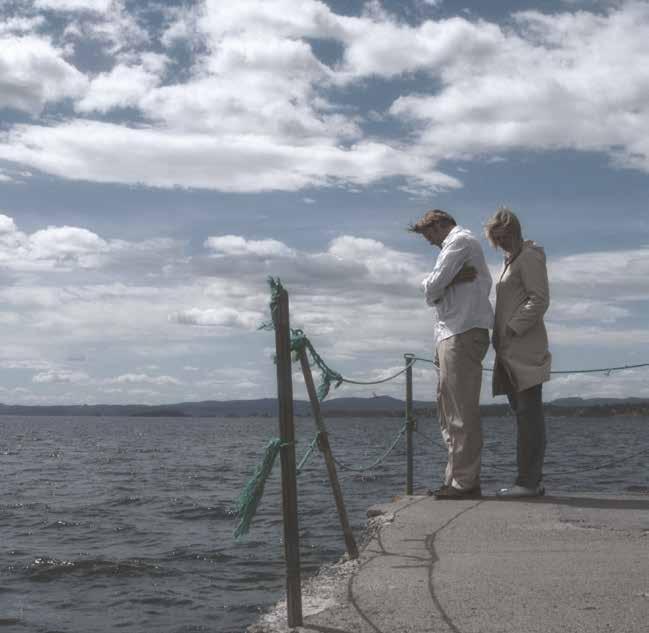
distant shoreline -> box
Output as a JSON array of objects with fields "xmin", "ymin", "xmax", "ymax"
[{"xmin": 0, "ymin": 396, "xmax": 648, "ymax": 418}]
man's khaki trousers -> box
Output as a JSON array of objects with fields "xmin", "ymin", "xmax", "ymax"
[{"xmin": 437, "ymin": 328, "xmax": 489, "ymax": 491}]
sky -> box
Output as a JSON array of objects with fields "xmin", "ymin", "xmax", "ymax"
[{"xmin": 0, "ymin": 0, "xmax": 648, "ymax": 406}]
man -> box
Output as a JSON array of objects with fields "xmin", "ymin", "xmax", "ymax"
[{"xmin": 410, "ymin": 210, "xmax": 493, "ymax": 499}]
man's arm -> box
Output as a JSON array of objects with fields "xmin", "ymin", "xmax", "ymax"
[
  {"xmin": 449, "ymin": 264, "xmax": 478, "ymax": 285},
  {"xmin": 422, "ymin": 238, "xmax": 472, "ymax": 306}
]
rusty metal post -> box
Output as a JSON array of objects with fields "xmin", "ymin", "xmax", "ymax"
[{"xmin": 405, "ymin": 353, "xmax": 415, "ymax": 495}]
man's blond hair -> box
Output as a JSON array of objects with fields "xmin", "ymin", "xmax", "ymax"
[
  {"xmin": 408, "ymin": 209, "xmax": 456, "ymax": 234},
  {"xmin": 484, "ymin": 206, "xmax": 522, "ymax": 246}
]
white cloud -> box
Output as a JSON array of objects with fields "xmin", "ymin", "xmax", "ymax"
[
  {"xmin": 336, "ymin": 9, "xmax": 503, "ymax": 80},
  {"xmin": 549, "ymin": 246, "xmax": 649, "ymax": 300},
  {"xmin": 193, "ymin": 0, "xmax": 342, "ymax": 44},
  {"xmin": 0, "ymin": 16, "xmax": 46, "ymax": 35},
  {"xmin": 160, "ymin": 4, "xmax": 203, "ymax": 48},
  {"xmin": 0, "ymin": 210, "xmax": 646, "ymax": 404},
  {"xmin": 170, "ymin": 307, "xmax": 263, "ymax": 330},
  {"xmin": 0, "ymin": 119, "xmax": 458, "ymax": 192},
  {"xmin": 0, "ymin": 359, "xmax": 52, "ymax": 370},
  {"xmin": 0, "ymin": 0, "xmax": 460, "ymax": 193},
  {"xmin": 76, "ymin": 58, "xmax": 167, "ymax": 113},
  {"xmin": 33, "ymin": 369, "xmax": 89, "ymax": 383},
  {"xmin": 0, "ymin": 35, "xmax": 87, "ymax": 114},
  {"xmin": 327, "ymin": 235, "xmax": 423, "ymax": 285},
  {"xmin": 0, "ymin": 169, "xmax": 32, "ymax": 184},
  {"xmin": 205, "ymin": 235, "xmax": 296, "ymax": 258},
  {"xmin": 0, "ymin": 214, "xmax": 181, "ymax": 272},
  {"xmin": 544, "ymin": 367, "xmax": 649, "ymax": 401},
  {"xmin": 387, "ymin": 3, "xmax": 649, "ymax": 169},
  {"xmin": 0, "ymin": 214, "xmax": 17, "ymax": 233},
  {"xmin": 3, "ymin": 0, "xmax": 649, "ymax": 190},
  {"xmin": 107, "ymin": 373, "xmax": 181, "ymax": 385},
  {"xmin": 548, "ymin": 300, "xmax": 631, "ymax": 322},
  {"xmin": 60, "ymin": 0, "xmax": 148, "ymax": 54},
  {"xmin": 35, "ymin": 0, "xmax": 115, "ymax": 11},
  {"xmin": 29, "ymin": 226, "xmax": 108, "ymax": 260},
  {"xmin": 548, "ymin": 323, "xmax": 649, "ymax": 346},
  {"xmin": 0, "ymin": 220, "xmax": 109, "ymax": 271},
  {"xmin": 0, "ymin": 311, "xmax": 21, "ymax": 325},
  {"xmin": 140, "ymin": 40, "xmax": 344, "ymax": 138}
]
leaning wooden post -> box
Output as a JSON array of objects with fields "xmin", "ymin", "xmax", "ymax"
[
  {"xmin": 299, "ymin": 350, "xmax": 359, "ymax": 560},
  {"xmin": 404, "ymin": 353, "xmax": 415, "ymax": 496},
  {"xmin": 274, "ymin": 286, "xmax": 303, "ymax": 627}
]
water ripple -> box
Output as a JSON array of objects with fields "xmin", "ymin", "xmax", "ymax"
[
  {"xmin": 1, "ymin": 414, "xmax": 646, "ymax": 633},
  {"xmin": 25, "ymin": 557, "xmax": 168, "ymax": 581}
]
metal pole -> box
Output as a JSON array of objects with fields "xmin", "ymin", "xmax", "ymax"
[
  {"xmin": 274, "ymin": 287, "xmax": 302, "ymax": 628},
  {"xmin": 405, "ymin": 353, "xmax": 414, "ymax": 495},
  {"xmin": 299, "ymin": 350, "xmax": 359, "ymax": 560}
]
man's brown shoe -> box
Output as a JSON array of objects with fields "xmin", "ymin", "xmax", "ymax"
[{"xmin": 434, "ymin": 485, "xmax": 482, "ymax": 500}]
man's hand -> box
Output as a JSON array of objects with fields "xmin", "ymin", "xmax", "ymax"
[{"xmin": 448, "ymin": 263, "xmax": 478, "ymax": 287}]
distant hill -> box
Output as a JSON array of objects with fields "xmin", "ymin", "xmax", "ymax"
[
  {"xmin": 0, "ymin": 396, "xmax": 427, "ymax": 418},
  {"xmin": 0, "ymin": 396, "xmax": 648, "ymax": 418},
  {"xmin": 552, "ymin": 396, "xmax": 649, "ymax": 407}
]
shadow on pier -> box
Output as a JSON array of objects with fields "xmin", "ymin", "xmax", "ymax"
[{"xmin": 494, "ymin": 493, "xmax": 649, "ymax": 511}]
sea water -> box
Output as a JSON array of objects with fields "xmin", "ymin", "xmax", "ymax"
[{"xmin": 1, "ymin": 415, "xmax": 647, "ymax": 632}]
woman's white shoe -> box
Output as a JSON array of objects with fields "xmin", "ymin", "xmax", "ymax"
[{"xmin": 496, "ymin": 484, "xmax": 544, "ymax": 497}]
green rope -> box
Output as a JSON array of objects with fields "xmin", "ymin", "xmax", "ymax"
[
  {"xmin": 290, "ymin": 329, "xmax": 343, "ymax": 400},
  {"xmin": 234, "ymin": 438, "xmax": 285, "ymax": 539},
  {"xmin": 258, "ymin": 276, "xmax": 283, "ymax": 333},
  {"xmin": 331, "ymin": 423, "xmax": 407, "ymax": 472},
  {"xmin": 289, "ymin": 328, "xmax": 417, "ymax": 400},
  {"xmin": 408, "ymin": 355, "xmax": 649, "ymax": 376},
  {"xmin": 234, "ymin": 433, "xmax": 322, "ymax": 539},
  {"xmin": 296, "ymin": 432, "xmax": 321, "ymax": 474},
  {"xmin": 338, "ymin": 362, "xmax": 415, "ymax": 385},
  {"xmin": 259, "ymin": 280, "xmax": 416, "ymax": 399}
]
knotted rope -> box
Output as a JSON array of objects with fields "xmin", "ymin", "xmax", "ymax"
[{"xmin": 234, "ymin": 438, "xmax": 286, "ymax": 539}]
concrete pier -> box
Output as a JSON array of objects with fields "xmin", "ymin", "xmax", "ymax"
[{"xmin": 249, "ymin": 493, "xmax": 649, "ymax": 633}]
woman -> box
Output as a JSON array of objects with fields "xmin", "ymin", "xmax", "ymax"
[{"xmin": 485, "ymin": 208, "xmax": 551, "ymax": 497}]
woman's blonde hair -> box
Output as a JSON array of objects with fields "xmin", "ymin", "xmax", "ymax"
[{"xmin": 484, "ymin": 206, "xmax": 523, "ymax": 247}]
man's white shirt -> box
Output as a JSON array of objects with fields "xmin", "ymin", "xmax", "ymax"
[{"xmin": 422, "ymin": 226, "xmax": 494, "ymax": 345}]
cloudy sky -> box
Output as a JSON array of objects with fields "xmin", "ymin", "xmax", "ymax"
[{"xmin": 0, "ymin": 0, "xmax": 648, "ymax": 406}]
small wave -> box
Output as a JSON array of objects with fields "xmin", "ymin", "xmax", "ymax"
[
  {"xmin": 26, "ymin": 557, "xmax": 166, "ymax": 581},
  {"xmin": 0, "ymin": 585, "xmax": 20, "ymax": 594},
  {"xmin": 109, "ymin": 496, "xmax": 150, "ymax": 507},
  {"xmin": 0, "ymin": 502, "xmax": 50, "ymax": 512},
  {"xmin": 164, "ymin": 547, "xmax": 232, "ymax": 563},
  {"xmin": 43, "ymin": 519, "xmax": 85, "ymax": 530},
  {"xmin": 178, "ymin": 464, "xmax": 232, "ymax": 478},
  {"xmin": 626, "ymin": 485, "xmax": 649, "ymax": 494},
  {"xmin": 130, "ymin": 596, "xmax": 193, "ymax": 607},
  {"xmin": 166, "ymin": 505, "xmax": 234, "ymax": 521}
]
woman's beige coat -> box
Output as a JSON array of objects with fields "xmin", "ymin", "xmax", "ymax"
[{"xmin": 492, "ymin": 241, "xmax": 551, "ymax": 395}]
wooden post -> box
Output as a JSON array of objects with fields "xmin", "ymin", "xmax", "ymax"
[
  {"xmin": 299, "ymin": 350, "xmax": 359, "ymax": 560},
  {"xmin": 274, "ymin": 287, "xmax": 302, "ymax": 627},
  {"xmin": 404, "ymin": 353, "xmax": 414, "ymax": 496}
]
